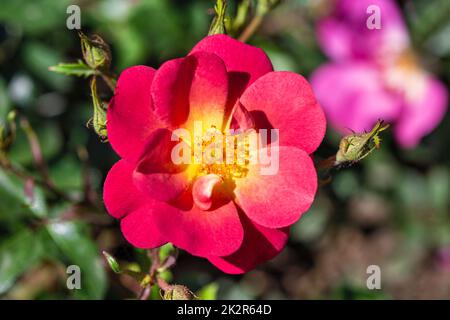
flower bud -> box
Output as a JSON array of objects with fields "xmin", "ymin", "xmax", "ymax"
[
  {"xmin": 163, "ymin": 285, "xmax": 196, "ymax": 300},
  {"xmin": 336, "ymin": 120, "xmax": 389, "ymax": 166},
  {"xmin": 89, "ymin": 77, "xmax": 108, "ymax": 141},
  {"xmin": 102, "ymin": 251, "xmax": 121, "ymax": 273},
  {"xmin": 79, "ymin": 32, "xmax": 111, "ymax": 70},
  {"xmin": 208, "ymin": 0, "xmax": 227, "ymax": 35}
]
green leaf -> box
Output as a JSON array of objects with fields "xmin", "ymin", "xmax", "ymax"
[
  {"xmin": 197, "ymin": 282, "xmax": 219, "ymax": 300},
  {"xmin": 49, "ymin": 60, "xmax": 96, "ymax": 78},
  {"xmin": 0, "ymin": 228, "xmax": 45, "ymax": 294},
  {"xmin": 46, "ymin": 221, "xmax": 107, "ymax": 299},
  {"xmin": 23, "ymin": 42, "xmax": 72, "ymax": 91},
  {"xmin": 0, "ymin": 168, "xmax": 48, "ymax": 221},
  {"xmin": 0, "ymin": 0, "xmax": 72, "ymax": 35}
]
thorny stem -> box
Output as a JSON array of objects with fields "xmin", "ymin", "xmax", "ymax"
[
  {"xmin": 0, "ymin": 155, "xmax": 73, "ymax": 202},
  {"xmin": 0, "ymin": 115, "xmax": 74, "ymax": 202},
  {"xmin": 138, "ymin": 248, "xmax": 161, "ymax": 300},
  {"xmin": 136, "ymin": 247, "xmax": 181, "ymax": 300}
]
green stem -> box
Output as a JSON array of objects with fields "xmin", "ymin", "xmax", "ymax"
[{"xmin": 238, "ymin": 14, "xmax": 264, "ymax": 42}]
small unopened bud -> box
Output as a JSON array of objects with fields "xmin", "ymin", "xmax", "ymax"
[
  {"xmin": 336, "ymin": 120, "xmax": 389, "ymax": 166},
  {"xmin": 102, "ymin": 251, "xmax": 121, "ymax": 273},
  {"xmin": 79, "ymin": 32, "xmax": 111, "ymax": 70},
  {"xmin": 208, "ymin": 0, "xmax": 227, "ymax": 35},
  {"xmin": 88, "ymin": 77, "xmax": 108, "ymax": 141},
  {"xmin": 163, "ymin": 285, "xmax": 196, "ymax": 300}
]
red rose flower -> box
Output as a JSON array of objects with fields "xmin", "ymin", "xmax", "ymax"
[{"xmin": 103, "ymin": 35, "xmax": 326, "ymax": 274}]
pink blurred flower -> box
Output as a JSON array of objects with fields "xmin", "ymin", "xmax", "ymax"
[
  {"xmin": 311, "ymin": 0, "xmax": 448, "ymax": 147},
  {"xmin": 437, "ymin": 247, "xmax": 450, "ymax": 271}
]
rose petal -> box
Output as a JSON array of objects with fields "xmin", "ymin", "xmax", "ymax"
[
  {"xmin": 152, "ymin": 191, "xmax": 243, "ymax": 257},
  {"xmin": 152, "ymin": 52, "xmax": 229, "ymax": 131},
  {"xmin": 235, "ymin": 146, "xmax": 317, "ymax": 229},
  {"xmin": 133, "ymin": 128, "xmax": 190, "ymax": 202},
  {"xmin": 239, "ymin": 71, "xmax": 326, "ymax": 154},
  {"xmin": 103, "ymin": 159, "xmax": 144, "ymax": 219},
  {"xmin": 120, "ymin": 204, "xmax": 169, "ymax": 249},
  {"xmin": 151, "ymin": 58, "xmax": 191, "ymax": 127},
  {"xmin": 107, "ymin": 66, "xmax": 163, "ymax": 162},
  {"xmin": 184, "ymin": 51, "xmax": 229, "ymax": 131},
  {"xmin": 190, "ymin": 34, "xmax": 273, "ymax": 113},
  {"xmin": 208, "ymin": 212, "xmax": 289, "ymax": 274}
]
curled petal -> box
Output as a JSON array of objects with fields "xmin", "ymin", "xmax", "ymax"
[{"xmin": 192, "ymin": 174, "xmax": 223, "ymax": 211}]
